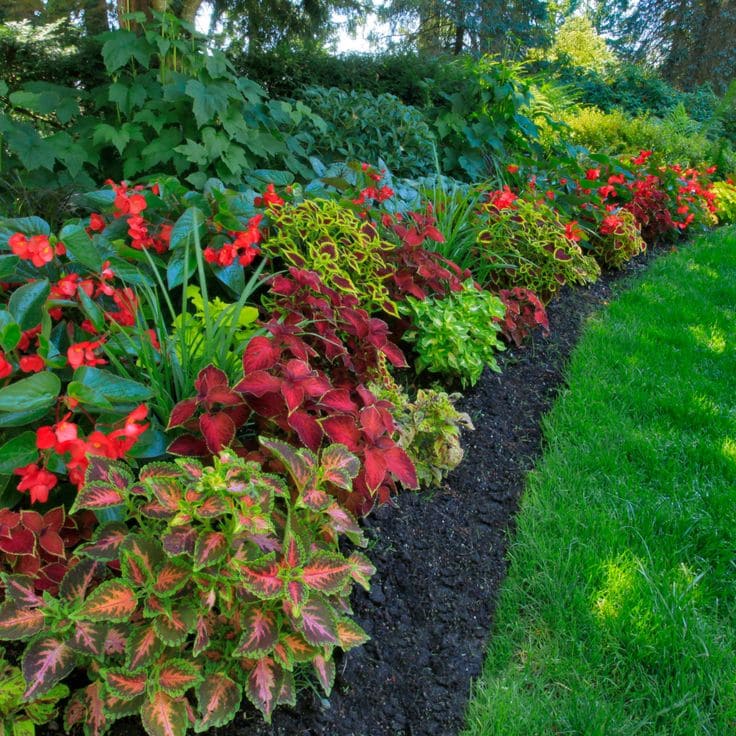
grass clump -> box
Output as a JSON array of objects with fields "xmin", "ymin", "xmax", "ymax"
[{"xmin": 463, "ymin": 227, "xmax": 736, "ymax": 736}]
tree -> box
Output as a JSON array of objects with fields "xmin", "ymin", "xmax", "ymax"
[{"xmin": 549, "ymin": 14, "xmax": 615, "ymax": 73}]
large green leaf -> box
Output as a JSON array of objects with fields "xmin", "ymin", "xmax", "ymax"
[
  {"xmin": 0, "ymin": 310, "xmax": 21, "ymax": 352},
  {"xmin": 8, "ymin": 280, "xmax": 50, "ymax": 331},
  {"xmin": 184, "ymin": 80, "xmax": 231, "ymax": 128},
  {"xmin": 71, "ymin": 367, "xmax": 153, "ymax": 407},
  {"xmin": 101, "ymin": 30, "xmax": 152, "ymax": 72},
  {"xmin": 0, "ymin": 432, "xmax": 39, "ymax": 475},
  {"xmin": 0, "ymin": 255, "xmax": 20, "ymax": 280},
  {"xmin": 168, "ymin": 207, "xmax": 205, "ymax": 252},
  {"xmin": 59, "ymin": 223, "xmax": 103, "ymax": 271},
  {"xmin": 0, "ymin": 372, "xmax": 60, "ymax": 413}
]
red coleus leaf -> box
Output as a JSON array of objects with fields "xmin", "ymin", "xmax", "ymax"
[
  {"xmin": 243, "ymin": 335, "xmax": 281, "ymax": 372},
  {"xmin": 77, "ymin": 580, "xmax": 137, "ymax": 622},
  {"xmin": 241, "ymin": 558, "xmax": 283, "ymax": 598},
  {"xmin": 167, "ymin": 434, "xmax": 209, "ymax": 457},
  {"xmin": 194, "ymin": 531, "xmax": 228, "ymax": 571},
  {"xmin": 39, "ymin": 527, "xmax": 65, "ymax": 558},
  {"xmin": 321, "ymin": 415, "xmax": 361, "ymax": 452},
  {"xmin": 235, "ymin": 608, "xmax": 278, "ymax": 658},
  {"xmin": 199, "ymin": 411, "xmax": 236, "ymax": 454},
  {"xmin": 245, "ymin": 657, "xmax": 282, "ymax": 722},
  {"xmin": 385, "ymin": 446, "xmax": 419, "ymax": 489},
  {"xmin": 105, "ymin": 668, "xmax": 148, "ymax": 699},
  {"xmin": 318, "ymin": 389, "xmax": 358, "ymax": 414},
  {"xmin": 23, "ymin": 636, "xmax": 75, "ymax": 699},
  {"xmin": 287, "ymin": 410, "xmax": 323, "ymax": 453},
  {"xmin": 362, "ymin": 447, "xmax": 387, "ymax": 492},
  {"xmin": 195, "ymin": 364, "xmax": 229, "ymax": 397},
  {"xmin": 158, "ymin": 658, "xmax": 202, "ymax": 697},
  {"xmin": 167, "ymin": 398, "xmax": 197, "ymax": 429},
  {"xmin": 234, "ymin": 370, "xmax": 281, "ymax": 397},
  {"xmin": 0, "ymin": 525, "xmax": 36, "ymax": 555},
  {"xmin": 195, "ymin": 673, "xmax": 242, "ymax": 731},
  {"xmin": 301, "ymin": 552, "xmax": 353, "ymax": 594},
  {"xmin": 0, "ymin": 602, "xmax": 45, "ymax": 640},
  {"xmin": 141, "ymin": 691, "xmax": 189, "ymax": 736}
]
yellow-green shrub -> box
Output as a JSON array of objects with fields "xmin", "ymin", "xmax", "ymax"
[{"xmin": 712, "ymin": 180, "xmax": 736, "ymax": 223}]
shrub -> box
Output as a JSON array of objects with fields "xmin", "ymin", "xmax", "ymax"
[
  {"xmin": 298, "ymin": 86, "xmax": 437, "ymax": 179},
  {"xmin": 712, "ymin": 180, "xmax": 736, "ymax": 223},
  {"xmin": 401, "ymin": 280, "xmax": 506, "ymax": 388},
  {"xmin": 592, "ymin": 208, "xmax": 646, "ymax": 268},
  {"xmin": 0, "ymin": 442, "xmax": 375, "ymax": 733}
]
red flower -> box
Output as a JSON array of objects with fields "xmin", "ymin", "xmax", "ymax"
[
  {"xmin": 19, "ymin": 354, "xmax": 44, "ymax": 373},
  {"xmin": 0, "ymin": 352, "xmax": 12, "ymax": 379},
  {"xmin": 88, "ymin": 213, "xmax": 106, "ymax": 232},
  {"xmin": 9, "ymin": 233, "xmax": 55, "ymax": 268},
  {"xmin": 14, "ymin": 463, "xmax": 58, "ymax": 504},
  {"xmin": 506, "ymin": 164, "xmax": 519, "ymax": 174},
  {"xmin": 255, "ymin": 183, "xmax": 284, "ymax": 209},
  {"xmin": 631, "ymin": 150, "xmax": 653, "ymax": 165},
  {"xmin": 564, "ymin": 221, "xmax": 583, "ymax": 242},
  {"xmin": 67, "ymin": 339, "xmax": 106, "ymax": 370},
  {"xmin": 597, "ymin": 184, "xmax": 617, "ymax": 199},
  {"xmin": 585, "ymin": 168, "xmax": 601, "ymax": 181}
]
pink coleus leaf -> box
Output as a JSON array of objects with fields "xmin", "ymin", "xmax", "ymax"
[
  {"xmin": 0, "ymin": 602, "xmax": 45, "ymax": 640},
  {"xmin": 194, "ymin": 531, "xmax": 228, "ymax": 571},
  {"xmin": 319, "ymin": 444, "xmax": 360, "ymax": 491},
  {"xmin": 195, "ymin": 673, "xmax": 242, "ymax": 731},
  {"xmin": 245, "ymin": 657, "xmax": 282, "ymax": 723},
  {"xmin": 235, "ymin": 608, "xmax": 278, "ymax": 658},
  {"xmin": 296, "ymin": 596, "xmax": 339, "ymax": 646},
  {"xmin": 301, "ymin": 552, "xmax": 353, "ymax": 595},
  {"xmin": 141, "ymin": 691, "xmax": 189, "ymax": 736},
  {"xmin": 23, "ymin": 636, "xmax": 75, "ymax": 699},
  {"xmin": 71, "ymin": 482, "xmax": 125, "ymax": 513},
  {"xmin": 241, "ymin": 558, "xmax": 283, "ymax": 598},
  {"xmin": 312, "ymin": 654, "xmax": 336, "ymax": 696}
]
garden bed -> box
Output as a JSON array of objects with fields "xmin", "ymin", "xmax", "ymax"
[{"xmin": 39, "ymin": 251, "xmax": 657, "ymax": 736}]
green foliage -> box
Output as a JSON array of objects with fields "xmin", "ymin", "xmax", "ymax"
[
  {"xmin": 372, "ymin": 382, "xmax": 474, "ymax": 488},
  {"xmin": 548, "ymin": 15, "xmax": 616, "ymax": 73},
  {"xmin": 1, "ymin": 442, "xmax": 372, "ymax": 733},
  {"xmin": 593, "ymin": 208, "xmax": 646, "ymax": 268},
  {"xmin": 402, "ymin": 281, "xmax": 506, "ymax": 388},
  {"xmin": 0, "ymin": 13, "xmax": 322, "ymax": 216},
  {"xmin": 0, "ymin": 645, "xmax": 68, "ymax": 735},
  {"xmin": 298, "ymin": 86, "xmax": 437, "ymax": 178},
  {"xmin": 477, "ymin": 197, "xmax": 601, "ymax": 300},
  {"xmin": 261, "ymin": 198, "xmax": 398, "ymax": 316},
  {"xmin": 712, "ymin": 180, "xmax": 736, "ymax": 223}
]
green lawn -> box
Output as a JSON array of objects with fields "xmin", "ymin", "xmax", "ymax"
[{"xmin": 463, "ymin": 228, "xmax": 736, "ymax": 735}]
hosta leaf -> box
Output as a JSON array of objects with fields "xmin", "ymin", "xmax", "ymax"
[
  {"xmin": 75, "ymin": 580, "xmax": 137, "ymax": 622},
  {"xmin": 157, "ymin": 658, "xmax": 202, "ymax": 697},
  {"xmin": 141, "ymin": 691, "xmax": 188, "ymax": 736},
  {"xmin": 319, "ymin": 444, "xmax": 360, "ymax": 491},
  {"xmin": 78, "ymin": 522, "xmax": 129, "ymax": 561},
  {"xmin": 297, "ymin": 596, "xmax": 339, "ymax": 646},
  {"xmin": 152, "ymin": 561, "xmax": 190, "ymax": 597},
  {"xmin": 313, "ymin": 654, "xmax": 335, "ymax": 696},
  {"xmin": 104, "ymin": 668, "xmax": 147, "ymax": 699},
  {"xmin": 240, "ymin": 558, "xmax": 283, "ymax": 598},
  {"xmin": 126, "ymin": 625, "xmax": 162, "ymax": 671},
  {"xmin": 0, "ymin": 602, "xmax": 44, "ymax": 640},
  {"xmin": 336, "ymin": 619, "xmax": 370, "ymax": 651},
  {"xmin": 68, "ymin": 621, "xmax": 107, "ymax": 656},
  {"xmin": 234, "ymin": 608, "xmax": 278, "ymax": 658},
  {"xmin": 194, "ymin": 673, "xmax": 241, "ymax": 732},
  {"xmin": 245, "ymin": 657, "xmax": 282, "ymax": 723},
  {"xmin": 22, "ymin": 637, "xmax": 75, "ymax": 699},
  {"xmin": 193, "ymin": 530, "xmax": 228, "ymax": 571},
  {"xmin": 70, "ymin": 481, "xmax": 125, "ymax": 513},
  {"xmin": 301, "ymin": 552, "xmax": 353, "ymax": 594}
]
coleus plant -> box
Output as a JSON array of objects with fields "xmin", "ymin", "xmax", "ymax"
[
  {"xmin": 0, "ymin": 439, "xmax": 375, "ymax": 736},
  {"xmin": 496, "ymin": 288, "xmax": 550, "ymax": 347}
]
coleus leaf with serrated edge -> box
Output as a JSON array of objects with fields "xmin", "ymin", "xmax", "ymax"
[
  {"xmin": 240, "ymin": 557, "xmax": 283, "ymax": 598},
  {"xmin": 22, "ymin": 636, "xmax": 76, "ymax": 699},
  {"xmin": 348, "ymin": 551, "xmax": 375, "ymax": 590},
  {"xmin": 153, "ymin": 604, "xmax": 196, "ymax": 645},
  {"xmin": 319, "ymin": 443, "xmax": 360, "ymax": 491},
  {"xmin": 60, "ymin": 558, "xmax": 103, "ymax": 603},
  {"xmin": 325, "ymin": 503, "xmax": 365, "ymax": 545},
  {"xmin": 234, "ymin": 607, "xmax": 278, "ymax": 658},
  {"xmin": 194, "ymin": 673, "xmax": 241, "ymax": 732},
  {"xmin": 141, "ymin": 691, "xmax": 189, "ymax": 736},
  {"xmin": 277, "ymin": 670, "xmax": 296, "ymax": 707},
  {"xmin": 126, "ymin": 625, "xmax": 162, "ymax": 671},
  {"xmin": 259, "ymin": 437, "xmax": 316, "ymax": 492},
  {"xmin": 151, "ymin": 560, "xmax": 190, "ymax": 597},
  {"xmin": 245, "ymin": 656, "xmax": 282, "ymax": 723},
  {"xmin": 336, "ymin": 619, "xmax": 370, "ymax": 650},
  {"xmin": 193, "ymin": 615, "xmax": 210, "ymax": 656},
  {"xmin": 78, "ymin": 521, "xmax": 129, "ymax": 561},
  {"xmin": 0, "ymin": 602, "xmax": 45, "ymax": 640},
  {"xmin": 162, "ymin": 526, "xmax": 197, "ymax": 557},
  {"xmin": 105, "ymin": 693, "xmax": 146, "ymax": 722},
  {"xmin": 66, "ymin": 682, "xmax": 106, "ymax": 736},
  {"xmin": 301, "ymin": 552, "xmax": 353, "ymax": 595},
  {"xmin": 313, "ymin": 654, "xmax": 336, "ymax": 696},
  {"xmin": 296, "ymin": 596, "xmax": 339, "ymax": 646},
  {"xmin": 157, "ymin": 657, "xmax": 203, "ymax": 697},
  {"xmin": 104, "ymin": 668, "xmax": 147, "ymax": 700},
  {"xmin": 193, "ymin": 530, "xmax": 228, "ymax": 571},
  {"xmin": 69, "ymin": 481, "xmax": 125, "ymax": 513},
  {"xmin": 68, "ymin": 620, "xmax": 107, "ymax": 656},
  {"xmin": 1, "ymin": 574, "xmax": 43, "ymax": 608},
  {"xmin": 74, "ymin": 580, "xmax": 137, "ymax": 622}
]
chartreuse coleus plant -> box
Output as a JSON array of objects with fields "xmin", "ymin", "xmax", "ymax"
[
  {"xmin": 259, "ymin": 198, "xmax": 399, "ymax": 317},
  {"xmin": 593, "ymin": 208, "xmax": 646, "ymax": 269},
  {"xmin": 712, "ymin": 179, "xmax": 736, "ymax": 223},
  {"xmin": 0, "ymin": 645, "xmax": 68, "ymax": 736},
  {"xmin": 401, "ymin": 280, "xmax": 507, "ymax": 388},
  {"xmin": 0, "ymin": 438, "xmax": 375, "ymax": 736}
]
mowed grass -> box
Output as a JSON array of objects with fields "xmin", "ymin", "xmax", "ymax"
[{"xmin": 463, "ymin": 228, "xmax": 736, "ymax": 736}]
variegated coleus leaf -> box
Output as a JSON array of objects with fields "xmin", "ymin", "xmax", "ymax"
[
  {"xmin": 234, "ymin": 607, "xmax": 279, "ymax": 658},
  {"xmin": 64, "ymin": 682, "xmax": 106, "ymax": 736},
  {"xmin": 325, "ymin": 503, "xmax": 366, "ymax": 546},
  {"xmin": 313, "ymin": 653, "xmax": 336, "ymax": 696},
  {"xmin": 151, "ymin": 560, "xmax": 191, "ymax": 597},
  {"xmin": 194, "ymin": 673, "xmax": 242, "ymax": 733},
  {"xmin": 68, "ymin": 621, "xmax": 108, "ymax": 656},
  {"xmin": 1, "ymin": 574, "xmax": 43, "ymax": 608},
  {"xmin": 74, "ymin": 580, "xmax": 138, "ymax": 623},
  {"xmin": 153, "ymin": 604, "xmax": 197, "ymax": 646},
  {"xmin": 348, "ymin": 551, "xmax": 376, "ymax": 590},
  {"xmin": 277, "ymin": 669, "xmax": 296, "ymax": 708},
  {"xmin": 104, "ymin": 693, "xmax": 146, "ymax": 723},
  {"xmin": 156, "ymin": 657, "xmax": 203, "ymax": 697},
  {"xmin": 78, "ymin": 522, "xmax": 129, "ymax": 561},
  {"xmin": 60, "ymin": 558, "xmax": 104, "ymax": 603},
  {"xmin": 336, "ymin": 619, "xmax": 370, "ymax": 651},
  {"xmin": 120, "ymin": 535, "xmax": 164, "ymax": 587},
  {"xmin": 22, "ymin": 636, "xmax": 76, "ymax": 699},
  {"xmin": 259, "ymin": 437, "xmax": 317, "ymax": 492},
  {"xmin": 69, "ymin": 481, "xmax": 126, "ymax": 515},
  {"xmin": 162, "ymin": 527, "xmax": 197, "ymax": 558},
  {"xmin": 245, "ymin": 656, "xmax": 283, "ymax": 723},
  {"xmin": 301, "ymin": 552, "xmax": 353, "ymax": 595},
  {"xmin": 141, "ymin": 691, "xmax": 189, "ymax": 736},
  {"xmin": 240, "ymin": 556, "xmax": 283, "ymax": 599},
  {"xmin": 104, "ymin": 668, "xmax": 148, "ymax": 700},
  {"xmin": 193, "ymin": 530, "xmax": 228, "ymax": 571},
  {"xmin": 294, "ymin": 595, "xmax": 339, "ymax": 647},
  {"xmin": 126, "ymin": 625, "xmax": 162, "ymax": 671},
  {"xmin": 319, "ymin": 443, "xmax": 360, "ymax": 491},
  {"xmin": 272, "ymin": 633, "xmax": 317, "ymax": 670},
  {"xmin": 0, "ymin": 601, "xmax": 45, "ymax": 640}
]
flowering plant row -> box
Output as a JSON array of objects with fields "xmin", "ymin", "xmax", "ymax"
[{"xmin": 0, "ymin": 149, "xmax": 723, "ymax": 735}]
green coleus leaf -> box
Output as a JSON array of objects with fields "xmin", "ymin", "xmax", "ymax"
[
  {"xmin": 336, "ymin": 618, "xmax": 370, "ymax": 651},
  {"xmin": 153, "ymin": 605, "xmax": 196, "ymax": 646},
  {"xmin": 194, "ymin": 673, "xmax": 242, "ymax": 732}
]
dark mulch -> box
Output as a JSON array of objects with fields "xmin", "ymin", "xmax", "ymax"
[{"xmin": 43, "ymin": 250, "xmax": 659, "ymax": 736}]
